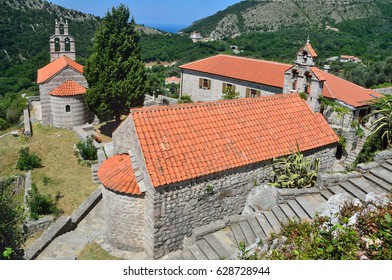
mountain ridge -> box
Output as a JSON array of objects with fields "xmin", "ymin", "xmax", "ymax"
[{"xmin": 183, "ymin": 0, "xmax": 384, "ymax": 39}]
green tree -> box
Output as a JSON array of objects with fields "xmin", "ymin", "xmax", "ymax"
[
  {"xmin": 0, "ymin": 177, "xmax": 25, "ymax": 259},
  {"xmin": 84, "ymin": 5, "xmax": 147, "ymax": 126},
  {"xmin": 222, "ymin": 87, "xmax": 240, "ymax": 100}
]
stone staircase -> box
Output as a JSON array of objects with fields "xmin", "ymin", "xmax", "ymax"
[
  {"xmin": 171, "ymin": 160, "xmax": 392, "ymax": 260},
  {"xmin": 344, "ymin": 135, "xmax": 367, "ymax": 167}
]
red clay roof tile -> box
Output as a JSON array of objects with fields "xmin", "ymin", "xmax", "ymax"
[
  {"xmin": 37, "ymin": 56, "xmax": 84, "ymax": 84},
  {"xmin": 131, "ymin": 94, "xmax": 338, "ymax": 188},
  {"xmin": 98, "ymin": 154, "xmax": 142, "ymax": 195},
  {"xmin": 50, "ymin": 80, "xmax": 86, "ymax": 96},
  {"xmin": 180, "ymin": 54, "xmax": 291, "ymax": 88}
]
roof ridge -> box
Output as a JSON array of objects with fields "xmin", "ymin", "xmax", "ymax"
[{"xmin": 131, "ymin": 94, "xmax": 299, "ymax": 114}]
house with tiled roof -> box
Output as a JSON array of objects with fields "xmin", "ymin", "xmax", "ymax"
[
  {"xmin": 180, "ymin": 41, "xmax": 381, "ymax": 125},
  {"xmin": 98, "ymin": 94, "xmax": 338, "ymax": 258},
  {"xmin": 37, "ymin": 18, "xmax": 91, "ymax": 128}
]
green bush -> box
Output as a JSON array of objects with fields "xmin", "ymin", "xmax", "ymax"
[
  {"xmin": 16, "ymin": 147, "xmax": 41, "ymax": 171},
  {"xmin": 178, "ymin": 95, "xmax": 193, "ymax": 104},
  {"xmin": 75, "ymin": 137, "xmax": 97, "ymax": 161},
  {"xmin": 26, "ymin": 184, "xmax": 59, "ymax": 220}
]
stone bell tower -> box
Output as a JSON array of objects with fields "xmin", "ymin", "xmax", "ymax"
[{"xmin": 49, "ymin": 17, "xmax": 76, "ymax": 62}]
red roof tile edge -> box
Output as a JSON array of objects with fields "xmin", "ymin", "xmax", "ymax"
[
  {"xmin": 50, "ymin": 80, "xmax": 87, "ymax": 96},
  {"xmin": 98, "ymin": 154, "xmax": 142, "ymax": 195}
]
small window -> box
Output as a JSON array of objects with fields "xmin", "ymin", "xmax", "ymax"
[
  {"xmin": 59, "ymin": 24, "xmax": 65, "ymax": 35},
  {"xmin": 246, "ymin": 88, "xmax": 261, "ymax": 98},
  {"xmin": 222, "ymin": 83, "xmax": 236, "ymax": 93},
  {"xmin": 65, "ymin": 37, "xmax": 71, "ymax": 51},
  {"xmin": 54, "ymin": 38, "xmax": 60, "ymax": 52},
  {"xmin": 292, "ymin": 80, "xmax": 298, "ymax": 90},
  {"xmin": 65, "ymin": 105, "xmax": 71, "ymax": 112},
  {"xmin": 199, "ymin": 78, "xmax": 211, "ymax": 89}
]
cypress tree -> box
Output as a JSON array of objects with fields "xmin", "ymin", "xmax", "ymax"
[{"xmin": 84, "ymin": 4, "xmax": 147, "ymax": 126}]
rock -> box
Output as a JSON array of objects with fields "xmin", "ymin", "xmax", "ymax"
[
  {"xmin": 374, "ymin": 150, "xmax": 392, "ymax": 163},
  {"xmin": 320, "ymin": 193, "xmax": 361, "ymax": 224},
  {"xmin": 242, "ymin": 184, "xmax": 279, "ymax": 214},
  {"xmin": 365, "ymin": 192, "xmax": 390, "ymax": 206}
]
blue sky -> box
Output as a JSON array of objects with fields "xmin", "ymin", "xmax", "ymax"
[{"xmin": 49, "ymin": 0, "xmax": 242, "ymax": 27}]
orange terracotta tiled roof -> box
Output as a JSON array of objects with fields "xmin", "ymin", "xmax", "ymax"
[
  {"xmin": 180, "ymin": 54, "xmax": 291, "ymax": 88},
  {"xmin": 305, "ymin": 43, "xmax": 318, "ymax": 58},
  {"xmin": 37, "ymin": 56, "xmax": 84, "ymax": 84},
  {"xmin": 131, "ymin": 94, "xmax": 338, "ymax": 188},
  {"xmin": 310, "ymin": 68, "xmax": 382, "ymax": 107},
  {"xmin": 98, "ymin": 154, "xmax": 142, "ymax": 195},
  {"xmin": 165, "ymin": 76, "xmax": 181, "ymax": 84},
  {"xmin": 50, "ymin": 80, "xmax": 86, "ymax": 96}
]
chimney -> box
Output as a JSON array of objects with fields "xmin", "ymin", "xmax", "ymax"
[{"xmin": 323, "ymin": 64, "xmax": 330, "ymax": 73}]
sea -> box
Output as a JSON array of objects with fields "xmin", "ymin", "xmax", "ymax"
[{"xmin": 144, "ymin": 23, "xmax": 189, "ymax": 33}]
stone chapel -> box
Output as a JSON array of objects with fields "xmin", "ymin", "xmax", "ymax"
[{"xmin": 37, "ymin": 18, "xmax": 91, "ymax": 129}]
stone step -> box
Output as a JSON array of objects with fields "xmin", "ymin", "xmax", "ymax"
[
  {"xmin": 381, "ymin": 162, "xmax": 392, "ymax": 172},
  {"xmin": 386, "ymin": 159, "xmax": 392, "ymax": 165},
  {"xmin": 211, "ymin": 228, "xmax": 238, "ymax": 257},
  {"xmin": 230, "ymin": 223, "xmax": 247, "ymax": 246},
  {"xmin": 349, "ymin": 177, "xmax": 386, "ymax": 195},
  {"xmin": 321, "ymin": 189, "xmax": 334, "ymax": 201},
  {"xmin": 239, "ymin": 220, "xmax": 256, "ymax": 245},
  {"xmin": 329, "ymin": 185, "xmax": 347, "ymax": 195},
  {"xmin": 370, "ymin": 168, "xmax": 392, "ymax": 185},
  {"xmin": 188, "ymin": 244, "xmax": 208, "ymax": 260},
  {"xmin": 181, "ymin": 248, "xmax": 196, "ymax": 260},
  {"xmin": 195, "ymin": 239, "xmax": 219, "ymax": 260},
  {"xmin": 247, "ymin": 217, "xmax": 267, "ymax": 240},
  {"xmin": 339, "ymin": 181, "xmax": 366, "ymax": 202},
  {"xmin": 255, "ymin": 214, "xmax": 274, "ymax": 237},
  {"xmin": 204, "ymin": 233, "xmax": 231, "ymax": 260},
  {"xmin": 295, "ymin": 194, "xmax": 327, "ymax": 218},
  {"xmin": 279, "ymin": 203, "xmax": 299, "ymax": 222},
  {"xmin": 263, "ymin": 211, "xmax": 281, "ymax": 232},
  {"xmin": 287, "ymin": 200, "xmax": 311, "ymax": 221},
  {"xmin": 363, "ymin": 173, "xmax": 392, "ymax": 193},
  {"xmin": 271, "ymin": 205, "xmax": 289, "ymax": 224}
]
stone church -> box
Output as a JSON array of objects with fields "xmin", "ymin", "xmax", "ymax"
[
  {"xmin": 37, "ymin": 18, "xmax": 90, "ymax": 129},
  {"xmin": 98, "ymin": 94, "xmax": 338, "ymax": 258}
]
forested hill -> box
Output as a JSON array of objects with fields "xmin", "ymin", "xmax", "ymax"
[
  {"xmin": 0, "ymin": 0, "xmax": 99, "ymax": 80},
  {"xmin": 183, "ymin": 0, "xmax": 385, "ymax": 39}
]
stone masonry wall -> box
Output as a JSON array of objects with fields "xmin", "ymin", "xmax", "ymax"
[
  {"xmin": 102, "ymin": 187, "xmax": 145, "ymax": 250},
  {"xmin": 113, "ymin": 115, "xmax": 134, "ymax": 155},
  {"xmin": 147, "ymin": 144, "xmax": 336, "ymax": 258},
  {"xmin": 51, "ymin": 95, "xmax": 89, "ymax": 128},
  {"xmin": 181, "ymin": 69, "xmax": 282, "ymax": 102}
]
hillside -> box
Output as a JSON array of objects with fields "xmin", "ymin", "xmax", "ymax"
[{"xmin": 183, "ymin": 0, "xmax": 384, "ymax": 39}]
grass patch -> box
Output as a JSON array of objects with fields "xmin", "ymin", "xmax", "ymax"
[
  {"xmin": 0, "ymin": 123, "xmax": 97, "ymax": 215},
  {"xmin": 77, "ymin": 242, "xmax": 123, "ymax": 260}
]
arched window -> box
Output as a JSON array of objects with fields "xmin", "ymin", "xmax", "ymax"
[
  {"xmin": 65, "ymin": 37, "xmax": 70, "ymax": 51},
  {"xmin": 54, "ymin": 38, "xmax": 60, "ymax": 52},
  {"xmin": 59, "ymin": 24, "xmax": 65, "ymax": 35},
  {"xmin": 292, "ymin": 80, "xmax": 297, "ymax": 90},
  {"xmin": 302, "ymin": 51, "xmax": 308, "ymax": 64},
  {"xmin": 65, "ymin": 105, "xmax": 71, "ymax": 112}
]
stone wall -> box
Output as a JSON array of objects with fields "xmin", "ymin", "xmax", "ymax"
[
  {"xmin": 322, "ymin": 106, "xmax": 354, "ymax": 129},
  {"xmin": 102, "ymin": 187, "xmax": 145, "ymax": 250},
  {"xmin": 113, "ymin": 115, "xmax": 134, "ymax": 155},
  {"xmin": 51, "ymin": 95, "xmax": 89, "ymax": 128},
  {"xmin": 181, "ymin": 69, "xmax": 282, "ymax": 102},
  {"xmin": 374, "ymin": 87, "xmax": 392, "ymax": 95},
  {"xmin": 147, "ymin": 144, "xmax": 336, "ymax": 258},
  {"xmin": 39, "ymin": 67, "xmax": 87, "ymax": 125}
]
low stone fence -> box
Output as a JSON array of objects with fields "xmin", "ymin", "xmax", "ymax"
[
  {"xmin": 23, "ymin": 108, "xmax": 32, "ymax": 136},
  {"xmin": 374, "ymin": 87, "xmax": 392, "ymax": 95},
  {"xmin": 24, "ymin": 186, "xmax": 103, "ymax": 260},
  {"xmin": 157, "ymin": 95, "xmax": 178, "ymax": 105}
]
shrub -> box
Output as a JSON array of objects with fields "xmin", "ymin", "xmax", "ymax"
[
  {"xmin": 241, "ymin": 199, "xmax": 392, "ymax": 260},
  {"xmin": 298, "ymin": 92, "xmax": 307, "ymax": 100},
  {"xmin": 26, "ymin": 184, "xmax": 59, "ymax": 220},
  {"xmin": 178, "ymin": 95, "xmax": 193, "ymax": 104},
  {"xmin": 75, "ymin": 137, "xmax": 97, "ymax": 161},
  {"xmin": 268, "ymin": 146, "xmax": 320, "ymax": 189},
  {"xmin": 16, "ymin": 147, "xmax": 41, "ymax": 171}
]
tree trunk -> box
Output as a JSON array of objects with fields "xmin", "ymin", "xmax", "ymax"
[{"xmin": 115, "ymin": 111, "xmax": 121, "ymax": 128}]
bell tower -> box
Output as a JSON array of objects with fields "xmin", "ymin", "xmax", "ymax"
[{"xmin": 49, "ymin": 17, "xmax": 76, "ymax": 61}]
